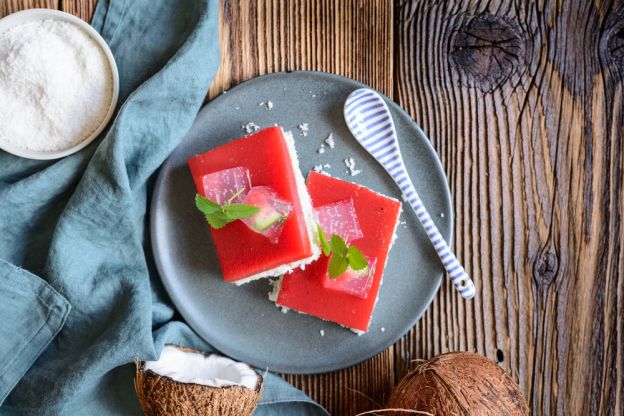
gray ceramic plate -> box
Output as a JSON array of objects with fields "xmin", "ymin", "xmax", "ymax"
[{"xmin": 151, "ymin": 71, "xmax": 452, "ymax": 374}]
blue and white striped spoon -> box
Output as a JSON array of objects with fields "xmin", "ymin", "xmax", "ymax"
[{"xmin": 344, "ymin": 88, "xmax": 476, "ymax": 299}]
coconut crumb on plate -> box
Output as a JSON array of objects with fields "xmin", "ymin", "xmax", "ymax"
[
  {"xmin": 242, "ymin": 122, "xmax": 260, "ymax": 134},
  {"xmin": 344, "ymin": 157, "xmax": 361, "ymax": 176},
  {"xmin": 320, "ymin": 330, "xmax": 325, "ymax": 336},
  {"xmin": 297, "ymin": 123, "xmax": 309, "ymax": 137},
  {"xmin": 313, "ymin": 163, "xmax": 332, "ymax": 174},
  {"xmin": 324, "ymin": 133, "xmax": 335, "ymax": 148},
  {"xmin": 259, "ymin": 100, "xmax": 273, "ymax": 110}
]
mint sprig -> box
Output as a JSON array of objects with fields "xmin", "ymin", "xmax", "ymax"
[
  {"xmin": 317, "ymin": 226, "xmax": 368, "ymax": 279},
  {"xmin": 195, "ymin": 190, "xmax": 259, "ymax": 229}
]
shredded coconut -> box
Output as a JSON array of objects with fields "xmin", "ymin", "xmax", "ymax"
[
  {"xmin": 242, "ymin": 122, "xmax": 260, "ymax": 134},
  {"xmin": 318, "ymin": 144, "xmax": 325, "ymax": 154},
  {"xmin": 0, "ymin": 19, "xmax": 113, "ymax": 152},
  {"xmin": 259, "ymin": 100, "xmax": 273, "ymax": 110},
  {"xmin": 320, "ymin": 330, "xmax": 325, "ymax": 336},
  {"xmin": 324, "ymin": 133, "xmax": 335, "ymax": 148},
  {"xmin": 297, "ymin": 123, "xmax": 309, "ymax": 136},
  {"xmin": 344, "ymin": 158, "xmax": 361, "ymax": 176}
]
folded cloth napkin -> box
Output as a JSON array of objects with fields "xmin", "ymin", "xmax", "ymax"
[{"xmin": 0, "ymin": 1, "xmax": 328, "ymax": 415}]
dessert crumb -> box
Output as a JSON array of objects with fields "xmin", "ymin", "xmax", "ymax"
[
  {"xmin": 297, "ymin": 123, "xmax": 309, "ymax": 137},
  {"xmin": 281, "ymin": 307, "xmax": 289, "ymax": 314},
  {"xmin": 235, "ymin": 106, "xmax": 240, "ymax": 110},
  {"xmin": 320, "ymin": 329, "xmax": 325, "ymax": 336},
  {"xmin": 323, "ymin": 163, "xmax": 331, "ymax": 169},
  {"xmin": 313, "ymin": 164, "xmax": 324, "ymax": 173},
  {"xmin": 242, "ymin": 122, "xmax": 260, "ymax": 134},
  {"xmin": 318, "ymin": 144, "xmax": 325, "ymax": 154},
  {"xmin": 324, "ymin": 133, "xmax": 335, "ymax": 149},
  {"xmin": 259, "ymin": 100, "xmax": 273, "ymax": 110},
  {"xmin": 440, "ymin": 213, "xmax": 445, "ymax": 218},
  {"xmin": 381, "ymin": 327, "xmax": 385, "ymax": 332},
  {"xmin": 344, "ymin": 158, "xmax": 361, "ymax": 176}
]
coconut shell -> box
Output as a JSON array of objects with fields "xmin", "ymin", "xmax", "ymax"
[
  {"xmin": 134, "ymin": 347, "xmax": 263, "ymax": 416},
  {"xmin": 386, "ymin": 352, "xmax": 529, "ymax": 416}
]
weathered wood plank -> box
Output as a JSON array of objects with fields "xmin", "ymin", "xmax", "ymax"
[
  {"xmin": 0, "ymin": 0, "xmax": 57, "ymax": 16},
  {"xmin": 396, "ymin": 0, "xmax": 624, "ymax": 414},
  {"xmin": 60, "ymin": 0, "xmax": 97, "ymax": 21},
  {"xmin": 208, "ymin": 0, "xmax": 394, "ymax": 100}
]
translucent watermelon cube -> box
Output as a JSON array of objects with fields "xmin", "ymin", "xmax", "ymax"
[
  {"xmin": 241, "ymin": 186, "xmax": 292, "ymax": 243},
  {"xmin": 323, "ymin": 257, "xmax": 377, "ymax": 299},
  {"xmin": 315, "ymin": 198, "xmax": 363, "ymax": 243},
  {"xmin": 202, "ymin": 166, "xmax": 251, "ymax": 204}
]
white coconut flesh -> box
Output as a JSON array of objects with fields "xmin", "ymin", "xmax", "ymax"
[{"xmin": 143, "ymin": 346, "xmax": 259, "ymax": 390}]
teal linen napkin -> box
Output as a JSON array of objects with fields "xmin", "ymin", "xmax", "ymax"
[{"xmin": 0, "ymin": 1, "xmax": 328, "ymax": 415}]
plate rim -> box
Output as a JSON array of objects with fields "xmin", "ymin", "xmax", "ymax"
[{"xmin": 150, "ymin": 70, "xmax": 453, "ymax": 374}]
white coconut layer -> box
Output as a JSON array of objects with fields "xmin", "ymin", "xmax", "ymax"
[
  {"xmin": 234, "ymin": 129, "xmax": 321, "ymax": 285},
  {"xmin": 144, "ymin": 346, "xmax": 258, "ymax": 390}
]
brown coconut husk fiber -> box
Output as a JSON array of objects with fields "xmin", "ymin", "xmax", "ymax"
[
  {"xmin": 385, "ymin": 352, "xmax": 529, "ymax": 416},
  {"xmin": 134, "ymin": 347, "xmax": 263, "ymax": 416}
]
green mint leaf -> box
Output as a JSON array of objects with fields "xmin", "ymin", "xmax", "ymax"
[
  {"xmin": 224, "ymin": 204, "xmax": 260, "ymax": 220},
  {"xmin": 195, "ymin": 194, "xmax": 221, "ymax": 214},
  {"xmin": 328, "ymin": 254, "xmax": 349, "ymax": 279},
  {"xmin": 195, "ymin": 193, "xmax": 259, "ymax": 229},
  {"xmin": 205, "ymin": 211, "xmax": 229, "ymax": 229},
  {"xmin": 347, "ymin": 246, "xmax": 368, "ymax": 270},
  {"xmin": 330, "ymin": 234, "xmax": 348, "ymax": 256},
  {"xmin": 317, "ymin": 225, "xmax": 330, "ymax": 256}
]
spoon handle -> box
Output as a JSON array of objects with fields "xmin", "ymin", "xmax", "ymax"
[{"xmin": 400, "ymin": 177, "xmax": 476, "ymax": 299}]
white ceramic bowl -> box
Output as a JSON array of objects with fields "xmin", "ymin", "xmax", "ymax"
[{"xmin": 0, "ymin": 9, "xmax": 120, "ymax": 160}]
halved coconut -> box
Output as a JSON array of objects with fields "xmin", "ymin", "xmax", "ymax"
[{"xmin": 135, "ymin": 345, "xmax": 263, "ymax": 416}]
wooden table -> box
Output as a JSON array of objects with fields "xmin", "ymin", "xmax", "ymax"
[{"xmin": 3, "ymin": 1, "xmax": 622, "ymax": 415}]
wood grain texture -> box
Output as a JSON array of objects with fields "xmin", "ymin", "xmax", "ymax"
[
  {"xmin": 396, "ymin": 0, "xmax": 624, "ymax": 415},
  {"xmin": 0, "ymin": 0, "xmax": 57, "ymax": 15},
  {"xmin": 60, "ymin": 0, "xmax": 97, "ymax": 21},
  {"xmin": 5, "ymin": 0, "xmax": 621, "ymax": 415},
  {"xmin": 208, "ymin": 0, "xmax": 394, "ymax": 99}
]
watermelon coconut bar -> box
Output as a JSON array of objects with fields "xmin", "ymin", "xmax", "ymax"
[
  {"xmin": 188, "ymin": 127, "xmax": 320, "ymax": 284},
  {"xmin": 274, "ymin": 172, "xmax": 402, "ymax": 334}
]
